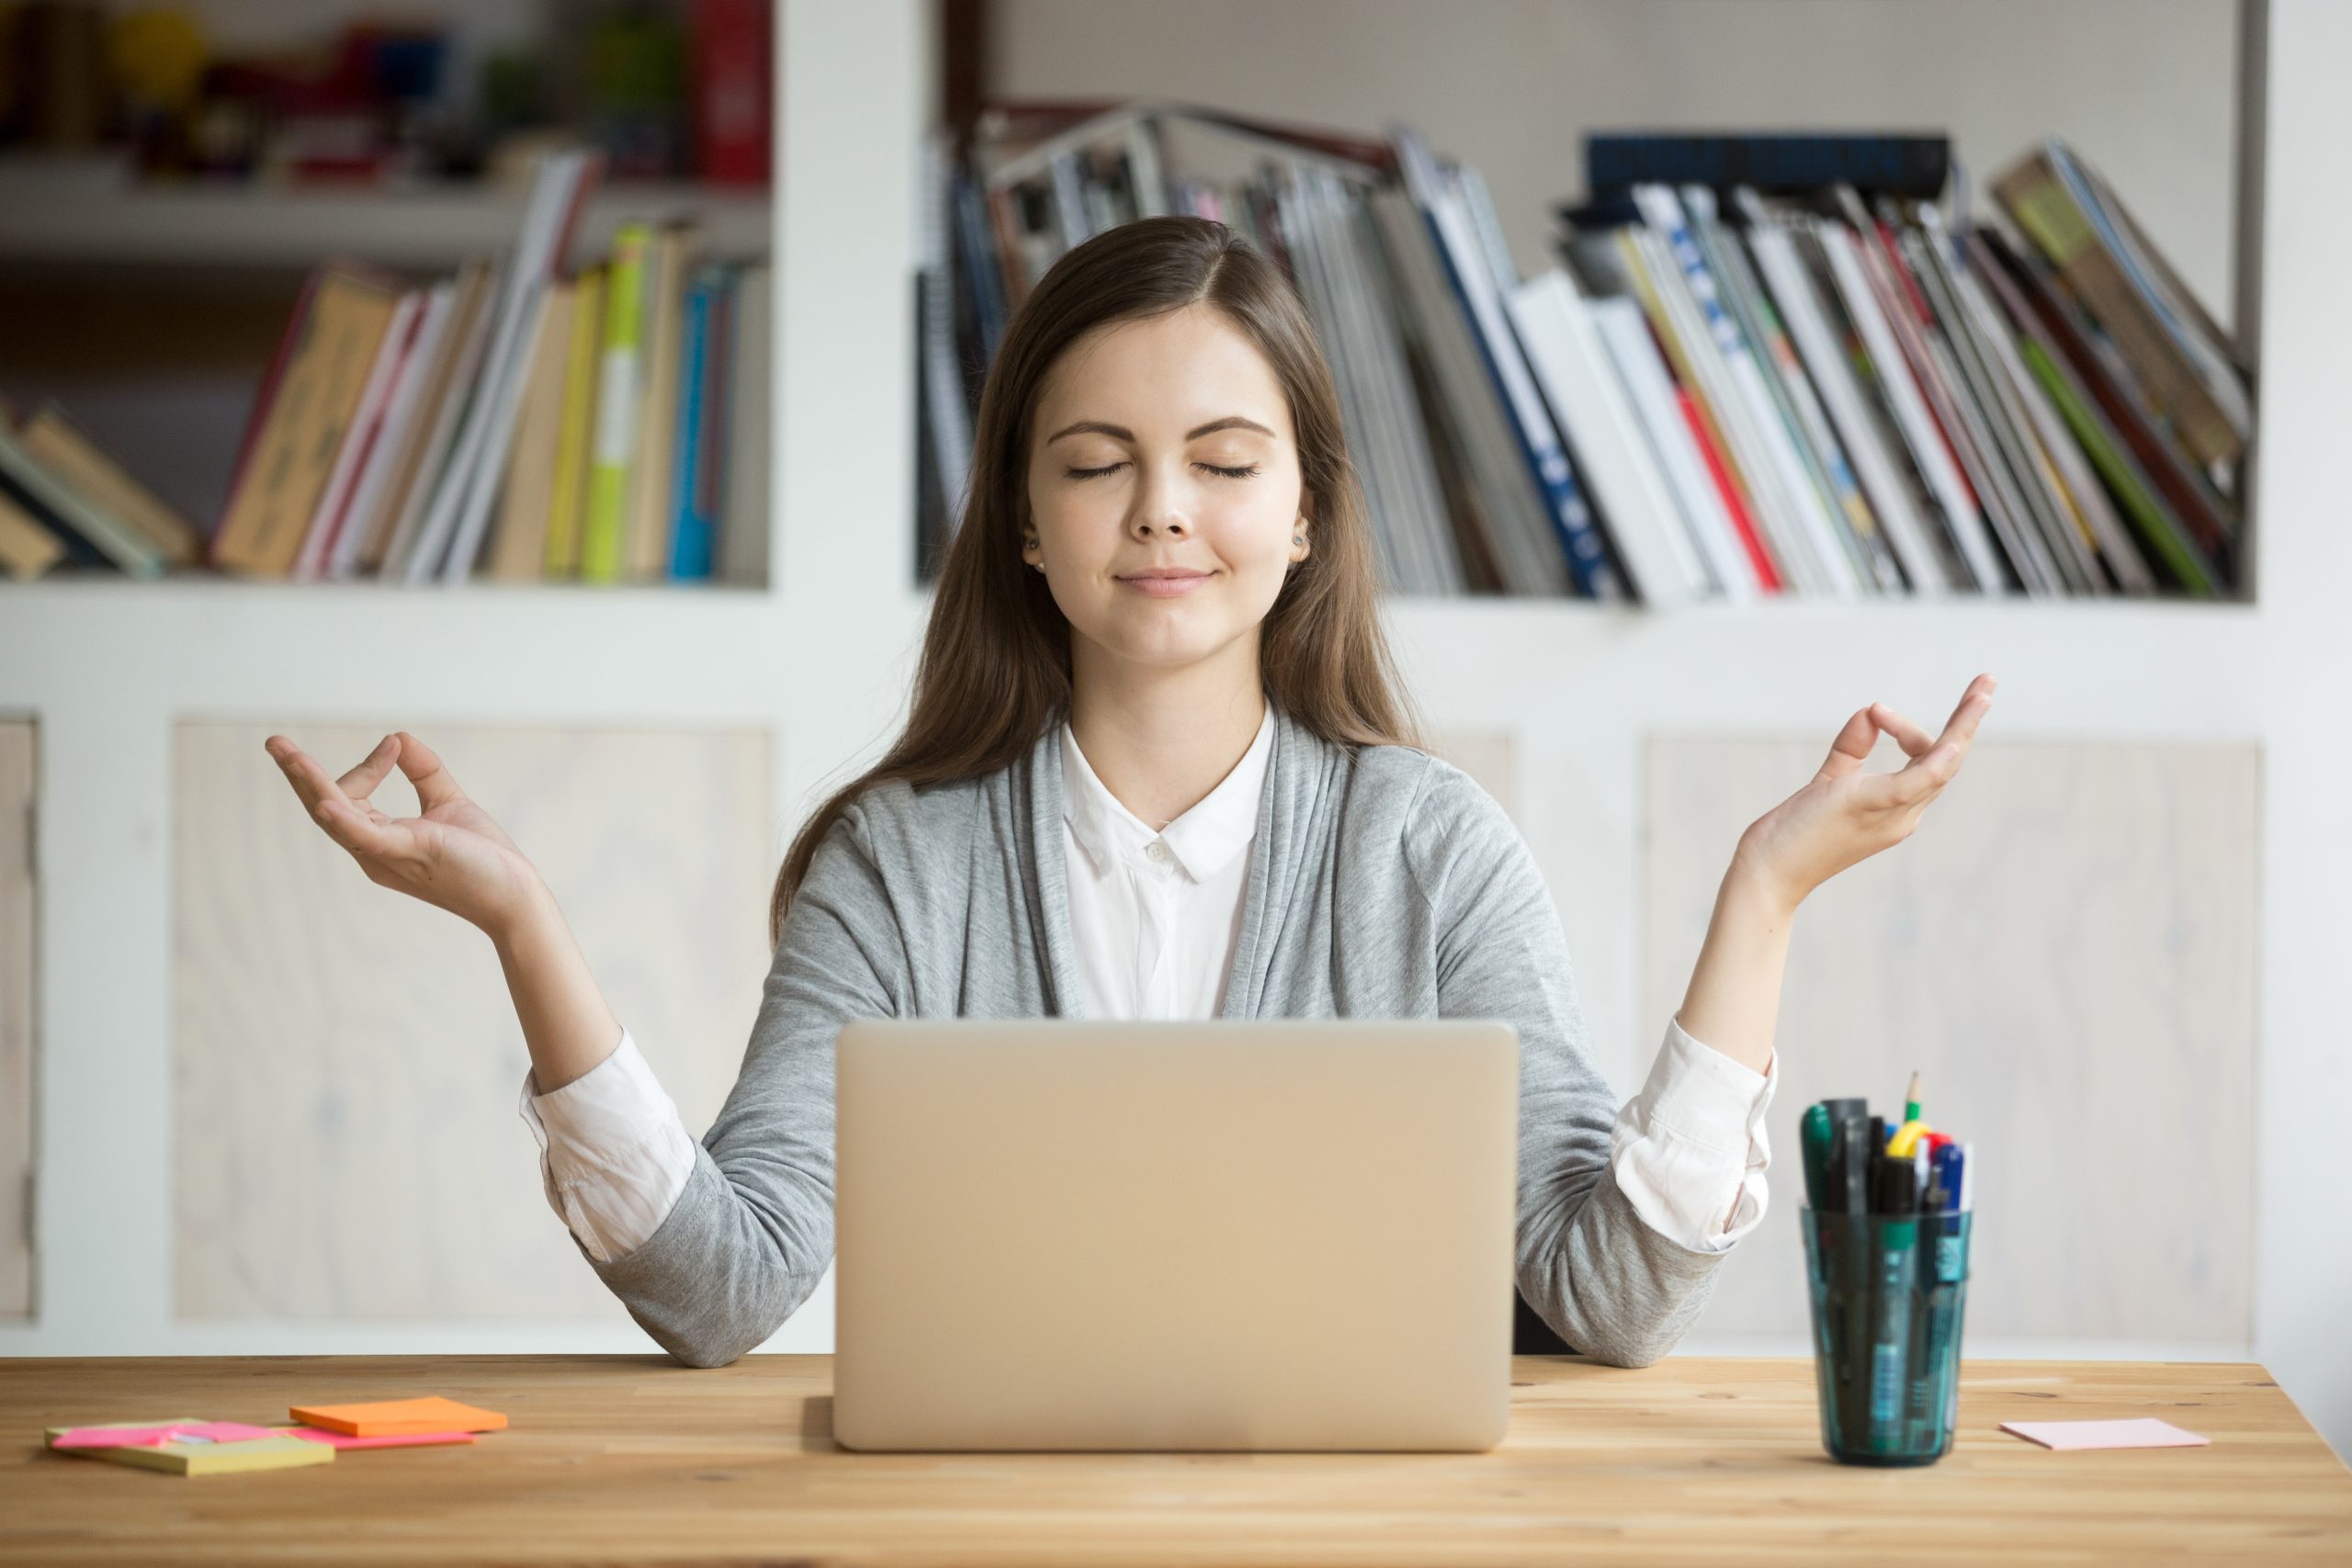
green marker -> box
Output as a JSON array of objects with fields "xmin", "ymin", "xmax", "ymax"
[{"xmin": 1801, "ymin": 1104, "xmax": 1834, "ymax": 1210}]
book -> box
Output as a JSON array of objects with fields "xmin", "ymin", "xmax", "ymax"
[
  {"xmin": 1586, "ymin": 293, "xmax": 1758, "ymax": 601},
  {"xmin": 1679, "ymin": 185, "xmax": 1879, "ymax": 594},
  {"xmin": 1812, "ymin": 209, "xmax": 2006, "ymax": 592},
  {"xmin": 1861, "ymin": 200, "xmax": 2064, "ymax": 595},
  {"xmin": 624, "ymin": 220, "xmax": 696, "ymax": 581},
  {"xmin": 1977, "ymin": 222, "xmax": 2236, "ymax": 570},
  {"xmin": 1280, "ymin": 160, "xmax": 1464, "ymax": 593},
  {"xmin": 487, "ymin": 280, "xmax": 578, "ymax": 581},
  {"xmin": 370, "ymin": 258, "xmax": 498, "ymax": 578},
  {"xmin": 1395, "ymin": 124, "xmax": 1620, "ymax": 598},
  {"xmin": 1369, "ymin": 183, "xmax": 1565, "ymax": 595},
  {"xmin": 1951, "ymin": 226, "xmax": 2155, "ymax": 593},
  {"xmin": 1994, "ymin": 141, "xmax": 2245, "ymax": 480},
  {"xmin": 1620, "ymin": 202, "xmax": 1822, "ymax": 592},
  {"xmin": 0, "ymin": 484, "xmax": 67, "ymax": 580},
  {"xmin": 291, "ymin": 287, "xmax": 427, "ymax": 581},
  {"xmin": 1901, "ymin": 207, "xmax": 2098, "ymax": 593},
  {"xmin": 0, "ymin": 411, "xmax": 169, "ymax": 577},
  {"xmin": 717, "ymin": 260, "xmax": 771, "ymax": 586},
  {"xmin": 16, "ymin": 404, "xmax": 203, "ymax": 568},
  {"xmin": 211, "ymin": 262, "xmax": 404, "ymax": 578},
  {"xmin": 1508, "ymin": 268, "xmax": 1709, "ymax": 606},
  {"xmin": 546, "ymin": 265, "xmax": 606, "ymax": 579},
  {"xmin": 1736, "ymin": 195, "xmax": 1946, "ymax": 593},
  {"xmin": 1970, "ymin": 224, "xmax": 2220, "ymax": 595},
  {"xmin": 419, "ymin": 147, "xmax": 602, "ymax": 584},
  {"xmin": 1586, "ymin": 132, "xmax": 1951, "ymax": 201},
  {"xmin": 582, "ymin": 223, "xmax": 651, "ymax": 583},
  {"xmin": 330, "ymin": 279, "xmax": 458, "ymax": 580},
  {"xmin": 1584, "ymin": 221, "xmax": 1785, "ymax": 593},
  {"xmin": 666, "ymin": 265, "xmax": 724, "ymax": 580},
  {"xmin": 692, "ymin": 0, "xmax": 772, "ymax": 186}
]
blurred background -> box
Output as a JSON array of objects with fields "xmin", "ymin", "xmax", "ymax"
[{"xmin": 0, "ymin": 0, "xmax": 2343, "ymax": 1464}]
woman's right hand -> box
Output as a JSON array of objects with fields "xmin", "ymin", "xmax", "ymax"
[{"xmin": 265, "ymin": 730, "xmax": 547, "ymax": 938}]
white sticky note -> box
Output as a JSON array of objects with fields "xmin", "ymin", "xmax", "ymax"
[{"xmin": 1999, "ymin": 1417, "xmax": 2211, "ymax": 1451}]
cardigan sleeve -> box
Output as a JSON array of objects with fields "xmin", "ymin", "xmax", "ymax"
[
  {"xmin": 574, "ymin": 796, "xmax": 909, "ymax": 1367},
  {"xmin": 1408, "ymin": 757, "xmax": 1733, "ymax": 1368}
]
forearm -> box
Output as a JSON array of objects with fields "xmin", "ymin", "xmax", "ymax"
[
  {"xmin": 1672, "ymin": 849, "xmax": 1798, "ymax": 1077},
  {"xmin": 491, "ymin": 880, "xmax": 626, "ymax": 1094}
]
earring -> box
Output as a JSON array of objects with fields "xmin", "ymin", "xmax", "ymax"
[{"xmin": 1293, "ymin": 534, "xmax": 1305, "ymax": 545}]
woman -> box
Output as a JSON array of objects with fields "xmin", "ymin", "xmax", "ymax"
[{"xmin": 266, "ymin": 215, "xmax": 1993, "ymax": 1370}]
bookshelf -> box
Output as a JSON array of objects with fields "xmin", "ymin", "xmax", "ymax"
[
  {"xmin": 4, "ymin": 0, "xmax": 2348, "ymax": 1465},
  {"xmin": 0, "ymin": 162, "xmax": 770, "ymax": 270}
]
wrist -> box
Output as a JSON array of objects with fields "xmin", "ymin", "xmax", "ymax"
[
  {"xmin": 1725, "ymin": 838, "xmax": 1804, "ymax": 924},
  {"xmin": 484, "ymin": 873, "xmax": 560, "ymax": 953}
]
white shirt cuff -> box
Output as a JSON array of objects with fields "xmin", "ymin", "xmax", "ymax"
[
  {"xmin": 1609, "ymin": 1013, "xmax": 1777, "ymax": 1255},
  {"xmin": 514, "ymin": 1026, "xmax": 698, "ymax": 1264}
]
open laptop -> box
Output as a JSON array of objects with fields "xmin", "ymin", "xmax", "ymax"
[{"xmin": 831, "ymin": 1018, "xmax": 1521, "ymax": 1452}]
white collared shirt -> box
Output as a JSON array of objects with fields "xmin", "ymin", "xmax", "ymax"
[
  {"xmin": 1057, "ymin": 703, "xmax": 1272, "ymax": 1021},
  {"xmin": 518, "ymin": 711, "xmax": 1777, "ymax": 1262}
]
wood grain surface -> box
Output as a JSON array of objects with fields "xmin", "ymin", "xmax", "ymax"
[
  {"xmin": 3, "ymin": 1354, "xmax": 2346, "ymax": 1565},
  {"xmin": 1643, "ymin": 738, "xmax": 2257, "ymax": 1345},
  {"xmin": 172, "ymin": 721, "xmax": 773, "ymax": 1321}
]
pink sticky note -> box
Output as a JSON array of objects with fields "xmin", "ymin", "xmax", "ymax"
[
  {"xmin": 281, "ymin": 1426, "xmax": 477, "ymax": 1450},
  {"xmin": 51, "ymin": 1420, "xmax": 277, "ymax": 1450},
  {"xmin": 2000, "ymin": 1417, "xmax": 2211, "ymax": 1450}
]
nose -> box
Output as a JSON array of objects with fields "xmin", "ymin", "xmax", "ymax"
[{"xmin": 1129, "ymin": 464, "xmax": 1192, "ymax": 541}]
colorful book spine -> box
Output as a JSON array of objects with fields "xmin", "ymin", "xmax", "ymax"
[
  {"xmin": 668, "ymin": 268, "xmax": 718, "ymax": 580},
  {"xmin": 546, "ymin": 265, "xmax": 606, "ymax": 579},
  {"xmin": 582, "ymin": 224, "xmax": 650, "ymax": 584}
]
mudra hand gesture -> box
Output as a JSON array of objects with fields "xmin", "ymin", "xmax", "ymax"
[
  {"xmin": 1737, "ymin": 673, "xmax": 1996, "ymax": 912},
  {"xmin": 264, "ymin": 730, "xmax": 545, "ymax": 938}
]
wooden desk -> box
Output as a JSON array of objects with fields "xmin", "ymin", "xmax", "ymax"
[{"xmin": 4, "ymin": 1355, "xmax": 2347, "ymax": 1565}]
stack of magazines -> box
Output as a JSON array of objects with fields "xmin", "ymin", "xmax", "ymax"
[
  {"xmin": 916, "ymin": 105, "xmax": 2251, "ymax": 604},
  {"xmin": 0, "ymin": 148, "xmax": 773, "ymax": 587}
]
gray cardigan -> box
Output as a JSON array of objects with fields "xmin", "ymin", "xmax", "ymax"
[{"xmin": 582, "ymin": 700, "xmax": 1726, "ymax": 1367}]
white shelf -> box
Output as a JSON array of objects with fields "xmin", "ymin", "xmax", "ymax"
[
  {"xmin": 0, "ymin": 166, "xmax": 770, "ymax": 270},
  {"xmin": 0, "ymin": 578, "xmax": 806, "ymax": 722},
  {"xmin": 0, "ymin": 578, "xmax": 2258, "ymax": 738}
]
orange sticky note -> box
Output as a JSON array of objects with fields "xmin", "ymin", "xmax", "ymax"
[{"xmin": 288, "ymin": 1396, "xmax": 507, "ymax": 1437}]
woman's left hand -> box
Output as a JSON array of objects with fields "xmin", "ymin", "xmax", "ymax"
[{"xmin": 1733, "ymin": 673, "xmax": 1996, "ymax": 912}]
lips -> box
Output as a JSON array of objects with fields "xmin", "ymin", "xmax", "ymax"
[{"xmin": 1118, "ymin": 568, "xmax": 1212, "ymax": 597}]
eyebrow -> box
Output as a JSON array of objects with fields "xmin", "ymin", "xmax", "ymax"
[{"xmin": 1046, "ymin": 416, "xmax": 1277, "ymax": 444}]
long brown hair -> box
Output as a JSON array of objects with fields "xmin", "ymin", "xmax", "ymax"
[{"xmin": 769, "ymin": 213, "xmax": 1422, "ymax": 944}]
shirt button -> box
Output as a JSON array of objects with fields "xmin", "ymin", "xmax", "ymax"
[{"xmin": 1146, "ymin": 840, "xmax": 1173, "ymax": 868}]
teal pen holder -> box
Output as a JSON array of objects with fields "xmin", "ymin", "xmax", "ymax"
[{"xmin": 1800, "ymin": 1207, "xmax": 1973, "ymax": 1466}]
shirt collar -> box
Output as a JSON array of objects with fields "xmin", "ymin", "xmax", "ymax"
[{"xmin": 1060, "ymin": 701, "xmax": 1274, "ymax": 883}]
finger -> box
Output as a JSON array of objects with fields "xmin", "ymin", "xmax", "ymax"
[
  {"xmin": 1882, "ymin": 739, "xmax": 1965, "ymax": 807},
  {"xmin": 266, "ymin": 739, "xmax": 345, "ymax": 816},
  {"xmin": 1929, "ymin": 673, "xmax": 1997, "ymax": 754},
  {"xmin": 336, "ymin": 734, "xmax": 401, "ymax": 803},
  {"xmin": 1816, "ymin": 706, "xmax": 1880, "ymax": 782},
  {"xmin": 392, "ymin": 731, "xmax": 465, "ymax": 811},
  {"xmin": 1870, "ymin": 703, "xmax": 1935, "ymax": 759},
  {"xmin": 310, "ymin": 790, "xmax": 407, "ymax": 860}
]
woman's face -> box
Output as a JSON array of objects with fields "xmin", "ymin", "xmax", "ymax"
[{"xmin": 1023, "ymin": 303, "xmax": 1312, "ymax": 681}]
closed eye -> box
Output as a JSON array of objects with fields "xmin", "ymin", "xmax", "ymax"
[{"xmin": 1066, "ymin": 462, "xmax": 1261, "ymax": 480}]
